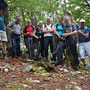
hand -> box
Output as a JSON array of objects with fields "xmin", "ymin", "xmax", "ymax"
[
  {"xmin": 12, "ymin": 30, "xmax": 15, "ymax": 33},
  {"xmin": 78, "ymin": 30, "xmax": 83, "ymax": 34},
  {"xmin": 78, "ymin": 30, "xmax": 82, "ymax": 33},
  {"xmin": 74, "ymin": 30, "xmax": 77, "ymax": 33},
  {"xmin": 27, "ymin": 32, "xmax": 29, "ymax": 35},
  {"xmin": 36, "ymin": 37, "xmax": 39, "ymax": 39},
  {"xmin": 39, "ymin": 36, "xmax": 41, "ymax": 38},
  {"xmin": 68, "ymin": 11, "xmax": 72, "ymax": 16},
  {"xmin": 21, "ymin": 31, "xmax": 23, "ymax": 34},
  {"xmin": 58, "ymin": 36, "xmax": 62, "ymax": 40},
  {"xmin": 63, "ymin": 33, "xmax": 68, "ymax": 37},
  {"xmin": 50, "ymin": 29, "xmax": 54, "ymax": 32},
  {"xmin": 61, "ymin": 37, "xmax": 64, "ymax": 40}
]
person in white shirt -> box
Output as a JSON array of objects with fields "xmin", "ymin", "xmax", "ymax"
[{"xmin": 43, "ymin": 17, "xmax": 54, "ymax": 60}]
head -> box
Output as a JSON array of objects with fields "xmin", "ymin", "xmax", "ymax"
[
  {"xmin": 80, "ymin": 19, "xmax": 85, "ymax": 28},
  {"xmin": 58, "ymin": 16, "xmax": 63, "ymax": 24},
  {"xmin": 46, "ymin": 17, "xmax": 51, "ymax": 25},
  {"xmin": 64, "ymin": 16, "xmax": 70, "ymax": 25},
  {"xmin": 38, "ymin": 20, "xmax": 43, "ymax": 28},
  {"xmin": 0, "ymin": 9, "xmax": 3, "ymax": 15},
  {"xmin": 27, "ymin": 19, "xmax": 31, "ymax": 26},
  {"xmin": 15, "ymin": 16, "xmax": 21, "ymax": 24}
]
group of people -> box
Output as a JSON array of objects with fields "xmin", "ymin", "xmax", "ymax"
[{"xmin": 0, "ymin": 8, "xmax": 90, "ymax": 69}]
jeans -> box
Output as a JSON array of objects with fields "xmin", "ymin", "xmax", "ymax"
[
  {"xmin": 11, "ymin": 34, "xmax": 20, "ymax": 57},
  {"xmin": 44, "ymin": 36, "xmax": 54, "ymax": 59}
]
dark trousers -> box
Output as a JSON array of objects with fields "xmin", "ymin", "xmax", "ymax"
[
  {"xmin": 11, "ymin": 34, "xmax": 20, "ymax": 57},
  {"xmin": 57, "ymin": 37, "xmax": 79, "ymax": 66},
  {"xmin": 44, "ymin": 36, "xmax": 53, "ymax": 59},
  {"xmin": 24, "ymin": 36, "xmax": 35, "ymax": 58},
  {"xmin": 35, "ymin": 38, "xmax": 44, "ymax": 60},
  {"xmin": 52, "ymin": 35, "xmax": 62, "ymax": 60}
]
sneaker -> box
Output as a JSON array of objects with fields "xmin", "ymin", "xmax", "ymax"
[
  {"xmin": 50, "ymin": 53, "xmax": 53, "ymax": 59},
  {"xmin": 84, "ymin": 64, "xmax": 87, "ymax": 68},
  {"xmin": 3, "ymin": 56, "xmax": 8, "ymax": 61}
]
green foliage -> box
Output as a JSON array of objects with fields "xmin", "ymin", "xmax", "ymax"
[{"xmin": 4, "ymin": 0, "xmax": 90, "ymax": 27}]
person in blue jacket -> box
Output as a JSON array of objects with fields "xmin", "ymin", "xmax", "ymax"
[
  {"xmin": 68, "ymin": 11, "xmax": 90, "ymax": 68},
  {"xmin": 0, "ymin": 8, "xmax": 14, "ymax": 60}
]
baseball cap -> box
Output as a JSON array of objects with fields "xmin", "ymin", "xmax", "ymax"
[{"xmin": 80, "ymin": 19, "xmax": 85, "ymax": 22}]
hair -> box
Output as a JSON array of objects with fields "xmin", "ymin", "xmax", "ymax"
[
  {"xmin": 15, "ymin": 16, "xmax": 21, "ymax": 19},
  {"xmin": 27, "ymin": 19, "xmax": 31, "ymax": 23},
  {"xmin": 38, "ymin": 20, "xmax": 43, "ymax": 25},
  {"xmin": 64, "ymin": 16, "xmax": 70, "ymax": 20},
  {"xmin": 46, "ymin": 17, "xmax": 51, "ymax": 20},
  {"xmin": 58, "ymin": 16, "xmax": 63, "ymax": 20}
]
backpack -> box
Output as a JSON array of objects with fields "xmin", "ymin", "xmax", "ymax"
[
  {"xmin": 35, "ymin": 27, "xmax": 43, "ymax": 37},
  {"xmin": 56, "ymin": 23, "xmax": 65, "ymax": 33},
  {"xmin": 44, "ymin": 24, "xmax": 53, "ymax": 30},
  {"xmin": 56, "ymin": 23, "xmax": 64, "ymax": 29},
  {"xmin": 24, "ymin": 25, "xmax": 35, "ymax": 39},
  {"xmin": 24, "ymin": 25, "xmax": 35, "ymax": 33}
]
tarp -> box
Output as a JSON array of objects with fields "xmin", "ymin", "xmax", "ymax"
[{"xmin": 0, "ymin": 0, "xmax": 8, "ymax": 10}]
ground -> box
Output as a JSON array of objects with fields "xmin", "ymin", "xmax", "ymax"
[{"xmin": 0, "ymin": 56, "xmax": 90, "ymax": 90}]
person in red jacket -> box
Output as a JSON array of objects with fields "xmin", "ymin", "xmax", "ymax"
[{"xmin": 23, "ymin": 19, "xmax": 37, "ymax": 59}]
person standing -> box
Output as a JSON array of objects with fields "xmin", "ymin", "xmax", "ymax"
[
  {"xmin": 43, "ymin": 17, "xmax": 54, "ymax": 60},
  {"xmin": 50, "ymin": 16, "xmax": 65, "ymax": 62},
  {"xmin": 7, "ymin": 16, "xmax": 22, "ymax": 58},
  {"xmin": 68, "ymin": 11, "xmax": 90, "ymax": 68},
  {"xmin": 34, "ymin": 21, "xmax": 44, "ymax": 61},
  {"xmin": 54, "ymin": 16, "xmax": 79, "ymax": 69},
  {"xmin": 23, "ymin": 19, "xmax": 36, "ymax": 59},
  {"xmin": 0, "ymin": 8, "xmax": 14, "ymax": 60}
]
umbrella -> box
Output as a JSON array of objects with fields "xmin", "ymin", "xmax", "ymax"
[{"xmin": 0, "ymin": 0, "xmax": 8, "ymax": 10}]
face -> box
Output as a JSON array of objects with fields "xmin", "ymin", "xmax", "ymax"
[
  {"xmin": 58, "ymin": 18, "xmax": 63, "ymax": 24},
  {"xmin": 27, "ymin": 21, "xmax": 31, "ymax": 26},
  {"xmin": 16, "ymin": 17, "xmax": 21, "ymax": 24},
  {"xmin": 64, "ymin": 18, "xmax": 70, "ymax": 25},
  {"xmin": 0, "ymin": 9, "xmax": 3, "ymax": 15},
  {"xmin": 46, "ymin": 18, "xmax": 50, "ymax": 24},
  {"xmin": 39, "ymin": 22, "xmax": 43, "ymax": 27},
  {"xmin": 80, "ymin": 22, "xmax": 85, "ymax": 28}
]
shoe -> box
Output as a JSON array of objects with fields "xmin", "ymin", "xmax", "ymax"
[
  {"xmin": 50, "ymin": 53, "xmax": 53, "ymax": 59},
  {"xmin": 3, "ymin": 56, "xmax": 8, "ymax": 61},
  {"xmin": 50, "ymin": 61, "xmax": 57, "ymax": 64},
  {"xmin": 84, "ymin": 64, "xmax": 87, "ymax": 68},
  {"xmin": 34, "ymin": 58, "xmax": 38, "ymax": 61},
  {"xmin": 73, "ymin": 65, "xmax": 80, "ymax": 70},
  {"xmin": 54, "ymin": 62, "xmax": 61, "ymax": 66}
]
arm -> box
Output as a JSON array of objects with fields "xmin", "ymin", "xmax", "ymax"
[
  {"xmin": 33, "ymin": 30, "xmax": 39, "ymax": 39},
  {"xmin": 54, "ymin": 27, "xmax": 62, "ymax": 39},
  {"xmin": 67, "ymin": 30, "xmax": 77, "ymax": 36},
  {"xmin": 68, "ymin": 11, "xmax": 77, "ymax": 25},
  {"xmin": 42, "ymin": 27, "xmax": 54, "ymax": 33},
  {"xmin": 20, "ymin": 29, "xmax": 23, "ymax": 34},
  {"xmin": 23, "ymin": 27, "xmax": 28, "ymax": 36},
  {"xmin": 78, "ymin": 30, "xmax": 89, "ymax": 38},
  {"xmin": 5, "ymin": 25, "xmax": 15, "ymax": 32}
]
